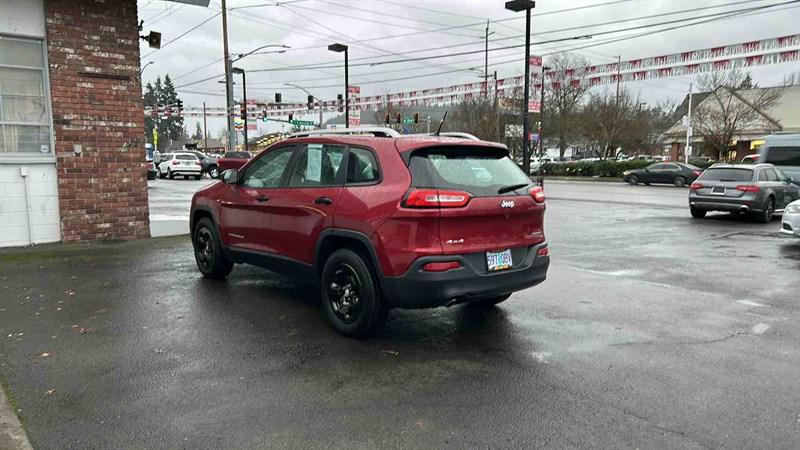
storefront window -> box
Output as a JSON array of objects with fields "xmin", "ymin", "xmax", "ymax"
[{"xmin": 0, "ymin": 36, "xmax": 52, "ymax": 155}]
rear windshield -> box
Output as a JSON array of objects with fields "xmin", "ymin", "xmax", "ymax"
[
  {"xmin": 175, "ymin": 154, "xmax": 197, "ymax": 160},
  {"xmin": 763, "ymin": 146, "xmax": 800, "ymax": 166},
  {"xmin": 408, "ymin": 146, "xmax": 530, "ymax": 197},
  {"xmin": 225, "ymin": 152, "xmax": 251, "ymax": 159},
  {"xmin": 699, "ymin": 168, "xmax": 753, "ymax": 182}
]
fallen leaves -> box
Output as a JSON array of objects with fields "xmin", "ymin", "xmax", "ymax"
[
  {"xmin": 45, "ymin": 389, "xmax": 56, "ymax": 396},
  {"xmin": 40, "ymin": 352, "xmax": 52, "ymax": 358},
  {"xmin": 381, "ymin": 350, "xmax": 399, "ymax": 356},
  {"xmin": 71, "ymin": 324, "xmax": 91, "ymax": 334}
]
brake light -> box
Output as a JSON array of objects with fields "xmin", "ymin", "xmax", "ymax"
[
  {"xmin": 195, "ymin": 161, "xmax": 201, "ymax": 166},
  {"xmin": 529, "ymin": 186, "xmax": 545, "ymax": 203},
  {"xmin": 537, "ymin": 247, "xmax": 549, "ymax": 257},
  {"xmin": 692, "ymin": 170, "xmax": 702, "ymax": 177},
  {"xmin": 172, "ymin": 160, "xmax": 180, "ymax": 165},
  {"xmin": 736, "ymin": 185, "xmax": 760, "ymax": 192},
  {"xmin": 690, "ymin": 182, "xmax": 703, "ymax": 190},
  {"xmin": 404, "ymin": 189, "xmax": 471, "ymax": 208},
  {"xmin": 422, "ymin": 261, "xmax": 462, "ymax": 272}
]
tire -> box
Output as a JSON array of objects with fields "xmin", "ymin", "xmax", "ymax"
[
  {"xmin": 755, "ymin": 197, "xmax": 775, "ymax": 223},
  {"xmin": 690, "ymin": 206, "xmax": 706, "ymax": 218},
  {"xmin": 209, "ymin": 166, "xmax": 220, "ymax": 179},
  {"xmin": 168, "ymin": 168, "xmax": 174, "ymax": 180},
  {"xmin": 466, "ymin": 293, "xmax": 511, "ymax": 308},
  {"xmin": 673, "ymin": 176, "xmax": 686, "ymax": 187},
  {"xmin": 158, "ymin": 167, "xmax": 166, "ymax": 179},
  {"xmin": 628, "ymin": 175, "xmax": 639, "ymax": 185},
  {"xmin": 192, "ymin": 217, "xmax": 233, "ymax": 279},
  {"xmin": 320, "ymin": 249, "xmax": 388, "ymax": 338}
]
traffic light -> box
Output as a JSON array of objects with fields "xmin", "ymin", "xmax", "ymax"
[
  {"xmin": 261, "ymin": 109, "xmax": 267, "ymax": 122},
  {"xmin": 288, "ymin": 113, "xmax": 294, "ymax": 122},
  {"xmin": 413, "ymin": 113, "xmax": 419, "ymax": 124},
  {"xmin": 275, "ymin": 92, "xmax": 282, "ymax": 104},
  {"xmin": 176, "ymin": 99, "xmax": 183, "ymax": 111},
  {"xmin": 395, "ymin": 113, "xmax": 401, "ymax": 124},
  {"xmin": 307, "ymin": 94, "xmax": 314, "ymax": 110},
  {"xmin": 384, "ymin": 113, "xmax": 390, "ymax": 124},
  {"xmin": 337, "ymin": 93, "xmax": 344, "ymax": 112}
]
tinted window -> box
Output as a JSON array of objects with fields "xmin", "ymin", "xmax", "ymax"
[
  {"xmin": 649, "ymin": 164, "xmax": 668, "ymax": 170},
  {"xmin": 763, "ymin": 147, "xmax": 800, "ymax": 166},
  {"xmin": 699, "ymin": 168, "xmax": 753, "ymax": 182},
  {"xmin": 175, "ymin": 154, "xmax": 196, "ymax": 160},
  {"xmin": 241, "ymin": 147, "xmax": 294, "ymax": 188},
  {"xmin": 288, "ymin": 144, "xmax": 345, "ymax": 187},
  {"xmin": 409, "ymin": 146, "xmax": 530, "ymax": 197},
  {"xmin": 225, "ymin": 152, "xmax": 251, "ymax": 159},
  {"xmin": 346, "ymin": 147, "xmax": 380, "ymax": 184}
]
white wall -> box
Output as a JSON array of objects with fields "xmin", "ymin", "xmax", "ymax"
[
  {"xmin": 0, "ymin": 164, "xmax": 60, "ymax": 246},
  {"xmin": 0, "ymin": 0, "xmax": 44, "ymax": 37}
]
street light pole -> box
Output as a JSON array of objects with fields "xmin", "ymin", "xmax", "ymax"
[
  {"xmin": 233, "ymin": 67, "xmax": 248, "ymax": 152},
  {"xmin": 221, "ymin": 0, "xmax": 235, "ymax": 151},
  {"xmin": 284, "ymin": 83, "xmax": 323, "ymax": 129},
  {"xmin": 328, "ymin": 43, "xmax": 349, "ymax": 128},
  {"xmin": 505, "ymin": 0, "xmax": 536, "ymax": 176},
  {"xmin": 140, "ymin": 61, "xmax": 154, "ymax": 76}
]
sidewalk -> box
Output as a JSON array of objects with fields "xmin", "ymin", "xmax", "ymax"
[{"xmin": 0, "ymin": 385, "xmax": 32, "ymax": 450}]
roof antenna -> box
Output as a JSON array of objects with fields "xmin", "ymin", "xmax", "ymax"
[{"xmin": 434, "ymin": 111, "xmax": 448, "ymax": 136}]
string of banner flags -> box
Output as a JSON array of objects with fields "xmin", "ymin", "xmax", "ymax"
[{"xmin": 147, "ymin": 33, "xmax": 800, "ymax": 121}]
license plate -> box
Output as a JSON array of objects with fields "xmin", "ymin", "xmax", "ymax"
[
  {"xmin": 183, "ymin": 162, "xmax": 192, "ymax": 166},
  {"xmin": 712, "ymin": 186, "xmax": 726, "ymax": 195},
  {"xmin": 486, "ymin": 249, "xmax": 512, "ymax": 272}
]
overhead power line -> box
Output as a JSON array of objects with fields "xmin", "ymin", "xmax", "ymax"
[{"xmin": 143, "ymin": 11, "xmax": 221, "ymax": 59}]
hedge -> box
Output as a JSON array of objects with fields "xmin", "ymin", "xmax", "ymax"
[{"xmin": 539, "ymin": 160, "xmax": 652, "ymax": 177}]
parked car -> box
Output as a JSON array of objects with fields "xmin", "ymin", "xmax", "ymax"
[
  {"xmin": 157, "ymin": 152, "xmax": 202, "ymax": 180},
  {"xmin": 186, "ymin": 150, "xmax": 218, "ymax": 178},
  {"xmin": 758, "ymin": 133, "xmax": 800, "ymax": 180},
  {"xmin": 741, "ymin": 154, "xmax": 759, "ymax": 164},
  {"xmin": 190, "ymin": 133, "xmax": 550, "ymax": 337},
  {"xmin": 215, "ymin": 151, "xmax": 252, "ymax": 176},
  {"xmin": 146, "ymin": 160, "xmax": 157, "ymax": 180},
  {"xmin": 688, "ymin": 163, "xmax": 800, "ymax": 222},
  {"xmin": 780, "ymin": 199, "xmax": 800, "ymax": 237},
  {"xmin": 623, "ymin": 162, "xmax": 703, "ymax": 187}
]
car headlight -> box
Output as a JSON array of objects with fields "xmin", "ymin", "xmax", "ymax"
[
  {"xmin": 787, "ymin": 204, "xmax": 800, "ymax": 214},
  {"xmin": 623, "ymin": 171, "xmax": 630, "ymax": 176}
]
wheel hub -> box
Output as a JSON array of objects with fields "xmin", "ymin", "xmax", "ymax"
[{"xmin": 328, "ymin": 265, "xmax": 362, "ymax": 323}]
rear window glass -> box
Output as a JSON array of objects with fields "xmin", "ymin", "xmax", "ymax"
[
  {"xmin": 225, "ymin": 152, "xmax": 251, "ymax": 159},
  {"xmin": 175, "ymin": 154, "xmax": 197, "ymax": 160},
  {"xmin": 699, "ymin": 168, "xmax": 753, "ymax": 182},
  {"xmin": 763, "ymin": 147, "xmax": 800, "ymax": 166},
  {"xmin": 409, "ymin": 146, "xmax": 530, "ymax": 196}
]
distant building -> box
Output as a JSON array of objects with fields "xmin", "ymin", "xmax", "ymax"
[{"xmin": 664, "ymin": 85, "xmax": 800, "ymax": 162}]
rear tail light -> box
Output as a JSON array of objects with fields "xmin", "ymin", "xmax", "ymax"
[
  {"xmin": 690, "ymin": 182, "xmax": 703, "ymax": 190},
  {"xmin": 172, "ymin": 160, "xmax": 180, "ymax": 165},
  {"xmin": 736, "ymin": 185, "xmax": 760, "ymax": 192},
  {"xmin": 529, "ymin": 186, "xmax": 545, "ymax": 203},
  {"xmin": 692, "ymin": 170, "xmax": 702, "ymax": 177},
  {"xmin": 537, "ymin": 247, "xmax": 550, "ymax": 257},
  {"xmin": 403, "ymin": 189, "xmax": 471, "ymax": 208},
  {"xmin": 195, "ymin": 161, "xmax": 201, "ymax": 166},
  {"xmin": 422, "ymin": 261, "xmax": 462, "ymax": 272}
]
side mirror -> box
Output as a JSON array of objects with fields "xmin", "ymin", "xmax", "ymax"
[{"xmin": 222, "ymin": 169, "xmax": 238, "ymax": 185}]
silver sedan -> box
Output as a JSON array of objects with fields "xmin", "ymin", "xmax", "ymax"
[{"xmin": 780, "ymin": 200, "xmax": 800, "ymax": 237}]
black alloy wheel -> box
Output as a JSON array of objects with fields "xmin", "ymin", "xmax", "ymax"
[
  {"xmin": 628, "ymin": 175, "xmax": 640, "ymax": 185},
  {"xmin": 321, "ymin": 249, "xmax": 388, "ymax": 337},
  {"xmin": 673, "ymin": 176, "xmax": 687, "ymax": 187},
  {"xmin": 756, "ymin": 197, "xmax": 775, "ymax": 223},
  {"xmin": 327, "ymin": 264, "xmax": 364, "ymax": 325},
  {"xmin": 192, "ymin": 217, "xmax": 233, "ymax": 279}
]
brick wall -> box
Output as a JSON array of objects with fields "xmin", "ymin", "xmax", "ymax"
[{"xmin": 44, "ymin": 0, "xmax": 149, "ymax": 242}]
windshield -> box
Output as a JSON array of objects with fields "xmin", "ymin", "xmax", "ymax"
[
  {"xmin": 175, "ymin": 154, "xmax": 197, "ymax": 161},
  {"xmin": 225, "ymin": 152, "xmax": 251, "ymax": 159},
  {"xmin": 698, "ymin": 168, "xmax": 753, "ymax": 182},
  {"xmin": 408, "ymin": 146, "xmax": 530, "ymax": 197}
]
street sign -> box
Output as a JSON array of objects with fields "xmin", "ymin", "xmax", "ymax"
[
  {"xmin": 530, "ymin": 133, "xmax": 540, "ymax": 142},
  {"xmin": 528, "ymin": 101, "xmax": 541, "ymax": 113},
  {"xmin": 291, "ymin": 120, "xmax": 315, "ymax": 126},
  {"xmin": 529, "ymin": 55, "xmax": 542, "ymax": 67}
]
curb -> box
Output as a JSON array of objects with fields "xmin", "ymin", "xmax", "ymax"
[{"xmin": 0, "ymin": 385, "xmax": 33, "ymax": 450}]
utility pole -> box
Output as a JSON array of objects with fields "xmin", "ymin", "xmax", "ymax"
[
  {"xmin": 494, "ymin": 70, "xmax": 500, "ymax": 142},
  {"xmin": 484, "ymin": 20, "xmax": 489, "ymax": 97},
  {"xmin": 221, "ymin": 0, "xmax": 235, "ymax": 151},
  {"xmin": 202, "ymin": 102, "xmax": 208, "ymax": 150},
  {"xmin": 685, "ymin": 83, "xmax": 693, "ymax": 164}
]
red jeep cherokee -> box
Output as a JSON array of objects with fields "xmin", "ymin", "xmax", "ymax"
[{"xmin": 190, "ymin": 133, "xmax": 549, "ymax": 337}]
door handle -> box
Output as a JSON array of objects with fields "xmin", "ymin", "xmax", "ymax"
[
  {"xmin": 256, "ymin": 195, "xmax": 270, "ymax": 202},
  {"xmin": 314, "ymin": 196, "xmax": 333, "ymax": 205}
]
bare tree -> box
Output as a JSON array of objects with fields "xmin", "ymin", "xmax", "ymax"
[
  {"xmin": 693, "ymin": 69, "xmax": 783, "ymax": 159},
  {"xmin": 580, "ymin": 87, "xmax": 639, "ymax": 159},
  {"xmin": 543, "ymin": 53, "xmax": 592, "ymax": 159}
]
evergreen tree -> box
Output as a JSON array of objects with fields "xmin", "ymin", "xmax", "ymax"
[
  {"xmin": 142, "ymin": 75, "xmax": 185, "ymax": 151},
  {"xmin": 191, "ymin": 122, "xmax": 204, "ymax": 141}
]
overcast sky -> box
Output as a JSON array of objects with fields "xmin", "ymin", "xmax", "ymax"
[{"xmin": 137, "ymin": 0, "xmax": 800, "ymax": 137}]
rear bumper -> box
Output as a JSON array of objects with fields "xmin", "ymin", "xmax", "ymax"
[
  {"xmin": 381, "ymin": 243, "xmax": 550, "ymax": 309},
  {"xmin": 689, "ymin": 196, "xmax": 760, "ymax": 213}
]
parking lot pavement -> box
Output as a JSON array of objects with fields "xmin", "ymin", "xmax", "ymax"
[
  {"xmin": 3, "ymin": 181, "xmax": 800, "ymax": 448},
  {"xmin": 148, "ymin": 178, "xmax": 215, "ymax": 237}
]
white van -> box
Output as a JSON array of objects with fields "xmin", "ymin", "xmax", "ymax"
[{"xmin": 759, "ymin": 134, "xmax": 800, "ymax": 181}]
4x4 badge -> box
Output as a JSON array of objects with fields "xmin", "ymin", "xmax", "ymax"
[{"xmin": 500, "ymin": 200, "xmax": 515, "ymax": 208}]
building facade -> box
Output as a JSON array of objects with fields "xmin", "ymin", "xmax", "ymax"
[{"xmin": 0, "ymin": 0, "xmax": 148, "ymax": 247}]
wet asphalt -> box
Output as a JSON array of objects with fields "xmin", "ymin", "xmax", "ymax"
[{"xmin": 1, "ymin": 180, "xmax": 800, "ymax": 449}]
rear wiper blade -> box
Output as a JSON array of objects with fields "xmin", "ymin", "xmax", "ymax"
[{"xmin": 498, "ymin": 183, "xmax": 529, "ymax": 194}]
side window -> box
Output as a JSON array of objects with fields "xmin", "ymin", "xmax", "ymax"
[
  {"xmin": 766, "ymin": 168, "xmax": 779, "ymax": 182},
  {"xmin": 346, "ymin": 147, "xmax": 380, "ymax": 184},
  {"xmin": 288, "ymin": 144, "xmax": 346, "ymax": 187},
  {"xmin": 758, "ymin": 169, "xmax": 769, "ymax": 182},
  {"xmin": 240, "ymin": 146, "xmax": 294, "ymax": 189},
  {"xmin": 650, "ymin": 164, "xmax": 667, "ymax": 171}
]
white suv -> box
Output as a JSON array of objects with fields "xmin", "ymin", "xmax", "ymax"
[{"xmin": 158, "ymin": 152, "xmax": 202, "ymax": 180}]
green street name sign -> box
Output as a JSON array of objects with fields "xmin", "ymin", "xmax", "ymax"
[{"xmin": 291, "ymin": 120, "xmax": 316, "ymax": 126}]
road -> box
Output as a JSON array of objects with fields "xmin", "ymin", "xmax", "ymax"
[
  {"xmin": 148, "ymin": 178, "xmax": 214, "ymax": 237},
  {"xmin": 2, "ymin": 180, "xmax": 799, "ymax": 449}
]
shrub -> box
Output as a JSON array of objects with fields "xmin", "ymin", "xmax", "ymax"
[{"xmin": 540, "ymin": 160, "xmax": 652, "ymax": 177}]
